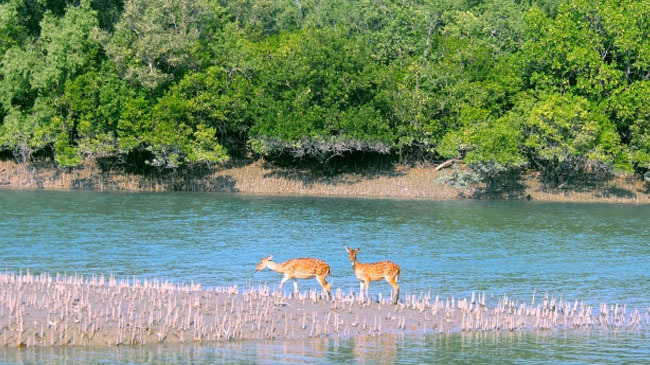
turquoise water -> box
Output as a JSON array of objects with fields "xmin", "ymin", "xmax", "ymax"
[{"xmin": 1, "ymin": 190, "xmax": 649, "ymax": 362}]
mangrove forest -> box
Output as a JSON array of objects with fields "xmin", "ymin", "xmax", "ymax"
[{"xmin": 1, "ymin": 0, "xmax": 650, "ymax": 187}]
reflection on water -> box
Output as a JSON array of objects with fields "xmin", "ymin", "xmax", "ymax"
[{"xmin": 0, "ymin": 331, "xmax": 648, "ymax": 364}]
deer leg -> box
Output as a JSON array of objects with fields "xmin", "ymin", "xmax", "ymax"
[
  {"xmin": 387, "ymin": 276, "xmax": 400, "ymax": 304},
  {"xmin": 359, "ymin": 281, "xmax": 365, "ymax": 301},
  {"xmin": 293, "ymin": 279, "xmax": 299, "ymax": 293},
  {"xmin": 279, "ymin": 275, "xmax": 289, "ymax": 291},
  {"xmin": 363, "ymin": 279, "xmax": 370, "ymax": 302},
  {"xmin": 316, "ymin": 275, "xmax": 331, "ymax": 300}
]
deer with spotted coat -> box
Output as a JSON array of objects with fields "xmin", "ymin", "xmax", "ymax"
[
  {"xmin": 256, "ymin": 255, "xmax": 332, "ymax": 300},
  {"xmin": 345, "ymin": 246, "xmax": 401, "ymax": 304}
]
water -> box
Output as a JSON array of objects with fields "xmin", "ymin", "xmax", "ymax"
[
  {"xmin": 0, "ymin": 331, "xmax": 647, "ymax": 364},
  {"xmin": 1, "ymin": 190, "xmax": 649, "ymax": 363}
]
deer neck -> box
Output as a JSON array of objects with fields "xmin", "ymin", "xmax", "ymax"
[
  {"xmin": 265, "ymin": 261, "xmax": 285, "ymax": 274},
  {"xmin": 351, "ymin": 258, "xmax": 359, "ymax": 271}
]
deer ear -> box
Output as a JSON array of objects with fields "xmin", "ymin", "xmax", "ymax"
[
  {"xmin": 356, "ymin": 247, "xmax": 360, "ymax": 252},
  {"xmin": 345, "ymin": 246, "xmax": 350, "ymax": 252},
  {"xmin": 267, "ymin": 255, "xmax": 273, "ymax": 261}
]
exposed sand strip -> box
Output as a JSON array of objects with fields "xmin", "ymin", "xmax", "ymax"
[{"xmin": 0, "ymin": 273, "xmax": 647, "ymax": 347}]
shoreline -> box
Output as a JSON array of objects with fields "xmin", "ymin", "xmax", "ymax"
[
  {"xmin": 0, "ymin": 272, "xmax": 647, "ymax": 348},
  {"xmin": 1, "ymin": 159, "xmax": 649, "ymax": 203}
]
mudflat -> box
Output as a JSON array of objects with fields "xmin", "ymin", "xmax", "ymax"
[
  {"xmin": 1, "ymin": 159, "xmax": 649, "ymax": 203},
  {"xmin": 1, "ymin": 273, "xmax": 646, "ymax": 347}
]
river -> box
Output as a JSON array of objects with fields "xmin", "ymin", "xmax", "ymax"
[{"xmin": 1, "ymin": 190, "xmax": 648, "ymax": 363}]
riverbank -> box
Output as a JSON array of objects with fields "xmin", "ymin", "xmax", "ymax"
[
  {"xmin": 1, "ymin": 272, "xmax": 646, "ymax": 348},
  {"xmin": 1, "ymin": 159, "xmax": 648, "ymax": 203}
]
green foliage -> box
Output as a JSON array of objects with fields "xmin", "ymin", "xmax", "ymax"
[
  {"xmin": 115, "ymin": 95, "xmax": 152, "ymax": 152},
  {"xmin": 90, "ymin": 0, "xmax": 124, "ymax": 31},
  {"xmin": 143, "ymin": 102, "xmax": 228, "ymax": 169},
  {"xmin": 429, "ymin": 18, "xmax": 526, "ymax": 162},
  {"xmin": 248, "ymin": 28, "xmax": 394, "ymax": 159},
  {"xmin": 610, "ymin": 81, "xmax": 650, "ymax": 169},
  {"xmin": 0, "ymin": 0, "xmax": 649, "ymax": 182},
  {"xmin": 141, "ymin": 70, "xmax": 242, "ymax": 168},
  {"xmin": 172, "ymin": 66, "xmax": 255, "ymax": 151},
  {"xmin": 442, "ymin": 0, "xmax": 526, "ymax": 54},
  {"xmin": 106, "ymin": 0, "xmax": 222, "ymax": 89},
  {"xmin": 521, "ymin": 93, "xmax": 626, "ymax": 184},
  {"xmin": 59, "ymin": 63, "xmax": 136, "ymax": 162},
  {"xmin": 32, "ymin": 1, "xmax": 100, "ymax": 92},
  {"xmin": 224, "ymin": 0, "xmax": 308, "ymax": 40},
  {"xmin": 523, "ymin": 94, "xmax": 618, "ymax": 164},
  {"xmin": 0, "ymin": 0, "xmax": 100, "ymax": 163},
  {"xmin": 519, "ymin": 0, "xmax": 649, "ymax": 176},
  {"xmin": 0, "ymin": 1, "xmax": 26, "ymax": 55}
]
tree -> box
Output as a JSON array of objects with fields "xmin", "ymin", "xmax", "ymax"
[
  {"xmin": 521, "ymin": 0, "xmax": 650, "ymax": 175},
  {"xmin": 105, "ymin": 0, "xmax": 223, "ymax": 89},
  {"xmin": 0, "ymin": 0, "xmax": 100, "ymax": 163},
  {"xmin": 0, "ymin": 1, "xmax": 26, "ymax": 56},
  {"xmin": 442, "ymin": 0, "xmax": 526, "ymax": 54},
  {"xmin": 57, "ymin": 61, "xmax": 141, "ymax": 165},
  {"xmin": 522, "ymin": 93, "xmax": 625, "ymax": 186},
  {"xmin": 247, "ymin": 28, "xmax": 394, "ymax": 160},
  {"xmin": 426, "ymin": 26, "xmax": 525, "ymax": 161},
  {"xmin": 90, "ymin": 0, "xmax": 124, "ymax": 30},
  {"xmin": 609, "ymin": 81, "xmax": 650, "ymax": 172},
  {"xmin": 144, "ymin": 90, "xmax": 229, "ymax": 169}
]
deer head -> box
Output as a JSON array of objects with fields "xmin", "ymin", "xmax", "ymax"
[
  {"xmin": 256, "ymin": 255, "xmax": 273, "ymax": 271},
  {"xmin": 344, "ymin": 246, "xmax": 360, "ymax": 264}
]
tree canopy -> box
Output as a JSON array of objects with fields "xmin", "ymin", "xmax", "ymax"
[{"xmin": 0, "ymin": 0, "xmax": 649, "ymax": 185}]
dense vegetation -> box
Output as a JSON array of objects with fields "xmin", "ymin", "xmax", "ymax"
[{"xmin": 1, "ymin": 0, "xmax": 649, "ymax": 186}]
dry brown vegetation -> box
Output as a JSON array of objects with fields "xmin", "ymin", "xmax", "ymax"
[{"xmin": 0, "ymin": 158, "xmax": 648, "ymax": 203}]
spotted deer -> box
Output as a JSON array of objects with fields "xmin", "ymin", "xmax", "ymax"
[
  {"xmin": 256, "ymin": 256, "xmax": 332, "ymax": 299},
  {"xmin": 345, "ymin": 246, "xmax": 401, "ymax": 304}
]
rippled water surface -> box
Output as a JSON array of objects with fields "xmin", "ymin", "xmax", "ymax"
[
  {"xmin": 1, "ymin": 331, "xmax": 648, "ymax": 364},
  {"xmin": 1, "ymin": 190, "xmax": 649, "ymax": 363}
]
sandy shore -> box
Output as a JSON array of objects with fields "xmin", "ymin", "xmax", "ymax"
[
  {"xmin": 0, "ymin": 272, "xmax": 647, "ymax": 348},
  {"xmin": 1, "ymin": 159, "xmax": 649, "ymax": 203}
]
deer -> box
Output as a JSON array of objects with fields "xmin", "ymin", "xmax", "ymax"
[
  {"xmin": 256, "ymin": 255, "xmax": 332, "ymax": 300},
  {"xmin": 345, "ymin": 246, "xmax": 401, "ymax": 304}
]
